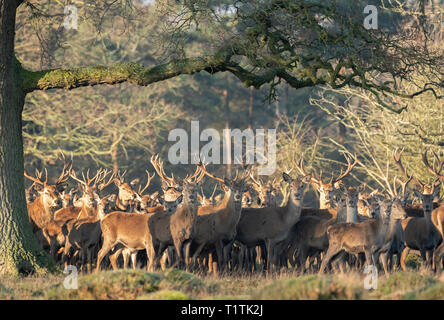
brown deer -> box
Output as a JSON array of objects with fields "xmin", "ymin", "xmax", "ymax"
[
  {"xmin": 420, "ymin": 149, "xmax": 444, "ymax": 271},
  {"xmin": 53, "ymin": 168, "xmax": 114, "ymax": 222},
  {"xmin": 112, "ymin": 170, "xmax": 140, "ymax": 212},
  {"xmin": 295, "ymin": 154, "xmax": 358, "ymax": 210},
  {"xmin": 286, "ymin": 183, "xmax": 366, "ymax": 273},
  {"xmin": 25, "ymin": 159, "xmax": 72, "ymax": 233},
  {"xmin": 63, "ymin": 193, "xmax": 116, "ymax": 272},
  {"xmin": 197, "ymin": 184, "xmax": 219, "ymax": 207},
  {"xmin": 393, "ymin": 149, "xmax": 442, "ymax": 270},
  {"xmin": 249, "ymin": 174, "xmax": 279, "ymax": 208},
  {"xmin": 235, "ymin": 172, "xmax": 309, "ymax": 272},
  {"xmin": 188, "ymin": 165, "xmax": 251, "ymax": 272},
  {"xmin": 319, "ymin": 198, "xmax": 407, "ymax": 276},
  {"xmin": 96, "ymin": 163, "xmax": 204, "ymax": 272}
]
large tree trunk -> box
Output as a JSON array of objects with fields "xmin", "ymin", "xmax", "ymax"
[{"xmin": 0, "ymin": 0, "xmax": 55, "ymax": 276}]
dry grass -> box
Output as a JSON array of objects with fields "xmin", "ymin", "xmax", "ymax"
[{"xmin": 1, "ymin": 267, "xmax": 443, "ymax": 300}]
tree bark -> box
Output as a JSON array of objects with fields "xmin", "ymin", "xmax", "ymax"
[{"xmin": 0, "ymin": 0, "xmax": 56, "ymax": 276}]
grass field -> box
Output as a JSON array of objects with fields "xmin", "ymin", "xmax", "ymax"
[{"xmin": 1, "ymin": 260, "xmax": 443, "ymax": 300}]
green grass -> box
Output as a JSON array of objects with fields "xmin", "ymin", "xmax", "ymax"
[{"xmin": 0, "ymin": 269, "xmax": 443, "ymax": 300}]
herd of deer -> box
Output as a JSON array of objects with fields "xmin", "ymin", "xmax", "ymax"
[{"xmin": 23, "ymin": 150, "xmax": 444, "ymax": 276}]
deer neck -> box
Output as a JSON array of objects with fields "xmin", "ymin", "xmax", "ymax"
[
  {"xmin": 220, "ymin": 189, "xmax": 242, "ymax": 227},
  {"xmin": 346, "ymin": 204, "xmax": 358, "ymax": 223},
  {"xmin": 336, "ymin": 203, "xmax": 347, "ymax": 222},
  {"xmin": 385, "ymin": 218, "xmax": 400, "ymax": 241},
  {"xmin": 29, "ymin": 196, "xmax": 53, "ymax": 227},
  {"xmin": 116, "ymin": 196, "xmax": 130, "ymax": 211},
  {"xmin": 423, "ymin": 207, "xmax": 433, "ymax": 234},
  {"xmin": 178, "ymin": 193, "xmax": 199, "ymax": 219},
  {"xmin": 79, "ymin": 202, "xmax": 96, "ymax": 219},
  {"xmin": 96, "ymin": 204, "xmax": 106, "ymax": 221},
  {"xmin": 283, "ymin": 193, "xmax": 302, "ymax": 225},
  {"xmin": 319, "ymin": 194, "xmax": 331, "ymax": 209}
]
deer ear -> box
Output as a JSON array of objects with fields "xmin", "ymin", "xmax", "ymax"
[
  {"xmin": 107, "ymin": 194, "xmax": 117, "ymax": 202},
  {"xmin": 175, "ymin": 195, "xmax": 183, "ymax": 205},
  {"xmin": 413, "ymin": 189, "xmax": 422, "ymax": 199},
  {"xmin": 302, "ymin": 175, "xmax": 311, "ymax": 184},
  {"xmin": 56, "ymin": 183, "xmax": 67, "ymax": 193},
  {"xmin": 150, "ymin": 191, "xmax": 159, "ymax": 200},
  {"xmin": 130, "ymin": 178, "xmax": 139, "ymax": 188},
  {"xmin": 282, "ymin": 172, "xmax": 292, "ymax": 183},
  {"xmin": 113, "ymin": 178, "xmax": 121, "ymax": 187}
]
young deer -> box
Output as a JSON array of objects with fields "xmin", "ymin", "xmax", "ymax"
[
  {"xmin": 319, "ymin": 198, "xmax": 407, "ymax": 276},
  {"xmin": 236, "ymin": 172, "xmax": 309, "ymax": 272},
  {"xmin": 63, "ymin": 193, "xmax": 116, "ymax": 272}
]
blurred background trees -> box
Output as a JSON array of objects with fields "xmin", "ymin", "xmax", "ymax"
[{"xmin": 16, "ymin": 0, "xmax": 444, "ymax": 205}]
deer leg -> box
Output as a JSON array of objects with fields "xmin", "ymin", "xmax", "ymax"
[
  {"xmin": 131, "ymin": 251, "xmax": 138, "ymax": 269},
  {"xmin": 146, "ymin": 245, "xmax": 157, "ymax": 272},
  {"xmin": 400, "ymin": 247, "xmax": 410, "ymax": 271},
  {"xmin": 109, "ymin": 248, "xmax": 122, "ymax": 270},
  {"xmin": 122, "ymin": 249, "xmax": 130, "ymax": 269},
  {"xmin": 265, "ymin": 239, "xmax": 274, "ymax": 274},
  {"xmin": 425, "ymin": 249, "xmax": 433, "ymax": 269},
  {"xmin": 319, "ymin": 245, "xmax": 342, "ymax": 274},
  {"xmin": 433, "ymin": 242, "xmax": 444, "ymax": 272},
  {"xmin": 96, "ymin": 239, "xmax": 114, "ymax": 273},
  {"xmin": 183, "ymin": 241, "xmax": 192, "ymax": 272},
  {"xmin": 380, "ymin": 251, "xmax": 390, "ymax": 277}
]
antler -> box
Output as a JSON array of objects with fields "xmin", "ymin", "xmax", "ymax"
[
  {"xmin": 332, "ymin": 154, "xmax": 358, "ymax": 184},
  {"xmin": 393, "ymin": 176, "xmax": 412, "ymax": 199},
  {"xmin": 393, "ymin": 148, "xmax": 425, "ymax": 189},
  {"xmin": 198, "ymin": 162, "xmax": 225, "ymax": 184},
  {"xmin": 138, "ymin": 170, "xmax": 156, "ymax": 195},
  {"xmin": 150, "ymin": 154, "xmax": 177, "ymax": 187},
  {"xmin": 249, "ymin": 172, "xmax": 264, "ymax": 189},
  {"xmin": 116, "ymin": 170, "xmax": 127, "ymax": 184},
  {"xmin": 185, "ymin": 163, "xmax": 206, "ymax": 184},
  {"xmin": 70, "ymin": 168, "xmax": 110, "ymax": 189},
  {"xmin": 55, "ymin": 153, "xmax": 72, "ymax": 185},
  {"xmin": 24, "ymin": 169, "xmax": 47, "ymax": 186},
  {"xmin": 96, "ymin": 169, "xmax": 116, "ymax": 191},
  {"xmin": 422, "ymin": 148, "xmax": 444, "ymax": 182},
  {"xmin": 210, "ymin": 183, "xmax": 218, "ymax": 198},
  {"xmin": 293, "ymin": 154, "xmax": 323, "ymax": 186}
]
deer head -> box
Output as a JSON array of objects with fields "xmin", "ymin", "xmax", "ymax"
[
  {"xmin": 150, "ymin": 154, "xmax": 183, "ymax": 202},
  {"xmin": 24, "ymin": 156, "xmax": 72, "ymax": 210},
  {"xmin": 113, "ymin": 170, "xmax": 140, "ymax": 207},
  {"xmin": 295, "ymin": 154, "xmax": 358, "ymax": 209},
  {"xmin": 70, "ymin": 168, "xmax": 115, "ymax": 210},
  {"xmin": 249, "ymin": 173, "xmax": 279, "ymax": 208},
  {"xmin": 393, "ymin": 148, "xmax": 441, "ymax": 208}
]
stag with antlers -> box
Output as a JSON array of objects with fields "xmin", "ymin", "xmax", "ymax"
[{"xmin": 393, "ymin": 149, "xmax": 442, "ymax": 270}]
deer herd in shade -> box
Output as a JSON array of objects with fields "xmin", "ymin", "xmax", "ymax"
[{"xmin": 23, "ymin": 150, "xmax": 444, "ymax": 276}]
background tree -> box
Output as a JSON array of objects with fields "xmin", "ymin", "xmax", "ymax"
[{"xmin": 0, "ymin": 0, "xmax": 442, "ymax": 275}]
